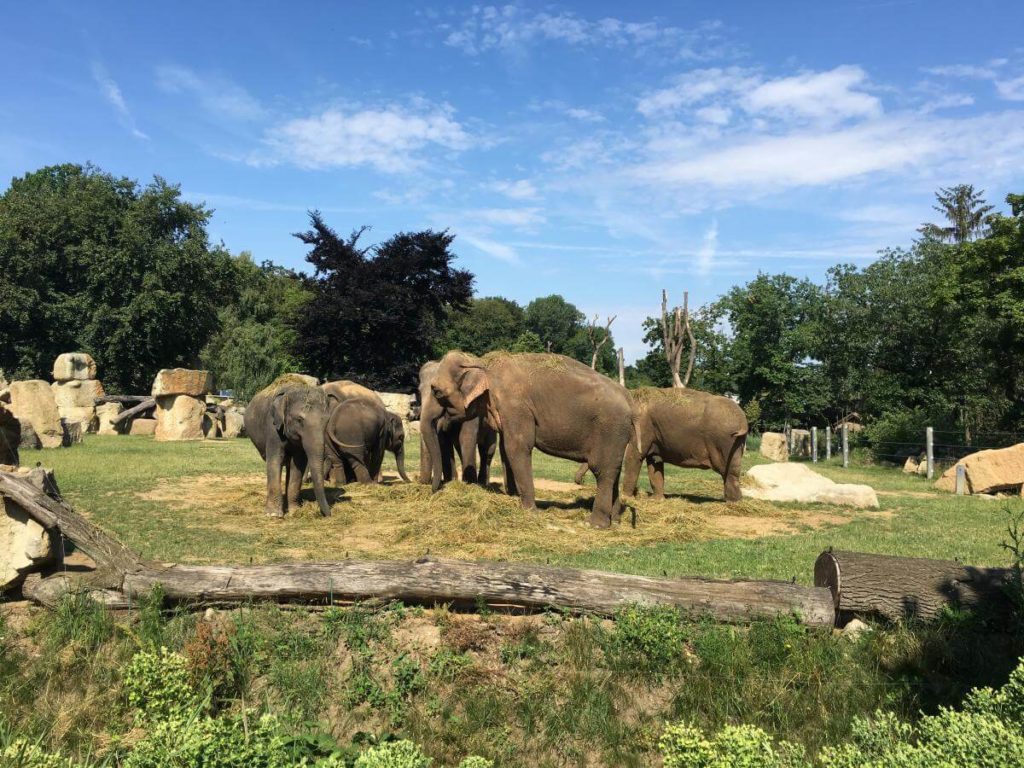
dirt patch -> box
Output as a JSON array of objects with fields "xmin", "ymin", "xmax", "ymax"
[{"xmin": 534, "ymin": 478, "xmax": 584, "ymax": 493}]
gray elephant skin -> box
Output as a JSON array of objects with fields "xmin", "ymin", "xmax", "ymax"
[
  {"xmin": 622, "ymin": 388, "xmax": 748, "ymax": 502},
  {"xmin": 321, "ymin": 380, "xmax": 410, "ymax": 483},
  {"xmin": 428, "ymin": 351, "xmax": 634, "ymax": 528},
  {"xmin": 417, "ymin": 360, "xmax": 496, "ymax": 489},
  {"xmin": 244, "ymin": 377, "xmax": 335, "ymax": 517},
  {"xmin": 324, "ymin": 396, "xmax": 407, "ymax": 484}
]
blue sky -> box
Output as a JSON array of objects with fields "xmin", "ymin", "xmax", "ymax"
[{"xmin": 3, "ymin": 1, "xmax": 1024, "ymax": 359}]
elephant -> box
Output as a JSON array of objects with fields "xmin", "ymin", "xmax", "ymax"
[
  {"xmin": 324, "ymin": 397, "xmax": 397, "ymax": 484},
  {"xmin": 416, "ymin": 360, "xmax": 495, "ymax": 488},
  {"xmin": 244, "ymin": 376, "xmax": 336, "ymax": 517},
  {"xmin": 620, "ymin": 387, "xmax": 748, "ymax": 502},
  {"xmin": 427, "ymin": 351, "xmax": 634, "ymax": 528},
  {"xmin": 321, "ymin": 379, "xmax": 410, "ymax": 483}
]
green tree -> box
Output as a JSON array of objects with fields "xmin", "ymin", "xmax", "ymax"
[
  {"xmin": 523, "ymin": 295, "xmax": 585, "ymax": 352},
  {"xmin": 438, "ymin": 296, "xmax": 525, "ymax": 355},
  {"xmin": 200, "ymin": 254, "xmax": 311, "ymax": 401},
  {"xmin": 0, "ymin": 164, "xmax": 234, "ymax": 392},
  {"xmin": 509, "ymin": 330, "xmax": 544, "ymax": 353},
  {"xmin": 919, "ymin": 184, "xmax": 994, "ymax": 244}
]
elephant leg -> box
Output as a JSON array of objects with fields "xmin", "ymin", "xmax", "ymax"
[
  {"xmin": 264, "ymin": 443, "xmax": 286, "ymax": 517},
  {"xmin": 622, "ymin": 443, "xmax": 643, "ymax": 498},
  {"xmin": 499, "ymin": 434, "xmax": 518, "ymax": 497},
  {"xmin": 418, "ymin": 433, "xmax": 431, "ymax": 484},
  {"xmin": 459, "ymin": 422, "xmax": 479, "ymax": 484},
  {"xmin": 501, "ymin": 433, "xmax": 535, "ymax": 510},
  {"xmin": 723, "ymin": 438, "xmax": 745, "ymax": 502},
  {"xmin": 286, "ymin": 451, "xmax": 307, "ymax": 509},
  {"xmin": 478, "ymin": 428, "xmax": 496, "ymax": 488},
  {"xmin": 573, "ymin": 462, "xmax": 589, "ymax": 486},
  {"xmin": 351, "ymin": 458, "xmax": 374, "ymax": 484},
  {"xmin": 649, "ymin": 460, "xmax": 666, "ymax": 500},
  {"xmin": 587, "ymin": 440, "xmax": 626, "ymax": 528},
  {"xmin": 440, "ymin": 429, "xmax": 456, "ymax": 483}
]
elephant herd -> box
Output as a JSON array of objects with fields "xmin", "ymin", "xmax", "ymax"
[{"xmin": 245, "ymin": 351, "xmax": 748, "ymax": 528}]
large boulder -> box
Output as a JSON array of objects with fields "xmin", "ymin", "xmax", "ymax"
[
  {"xmin": 222, "ymin": 409, "xmax": 245, "ymax": 439},
  {"xmin": 935, "ymin": 444, "xmax": 1024, "ymax": 495},
  {"xmin": 152, "ymin": 369, "xmax": 213, "ymax": 397},
  {"xmin": 129, "ymin": 418, "xmax": 157, "ymax": 436},
  {"xmin": 52, "ymin": 352, "xmax": 97, "ymax": 382},
  {"xmin": 96, "ymin": 402, "xmax": 123, "ymax": 435},
  {"xmin": 1, "ymin": 495, "xmax": 53, "ymax": 591},
  {"xmin": 7, "ymin": 381, "xmax": 63, "ymax": 449},
  {"xmin": 760, "ymin": 432, "xmax": 789, "ymax": 462},
  {"xmin": 790, "ymin": 429, "xmax": 811, "ymax": 458},
  {"xmin": 154, "ymin": 395, "xmax": 206, "ymax": 441},
  {"xmin": 51, "ymin": 379, "xmax": 104, "ymax": 432},
  {"xmin": 0, "ymin": 406, "xmax": 19, "ymax": 465},
  {"xmin": 745, "ymin": 463, "xmax": 879, "ymax": 508}
]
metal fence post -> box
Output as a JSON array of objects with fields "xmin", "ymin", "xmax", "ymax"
[
  {"xmin": 926, "ymin": 427, "xmax": 934, "ymax": 480},
  {"xmin": 842, "ymin": 424, "xmax": 849, "ymax": 468},
  {"xmin": 825, "ymin": 426, "xmax": 832, "ymax": 461},
  {"xmin": 811, "ymin": 427, "xmax": 818, "ymax": 463},
  {"xmin": 955, "ymin": 464, "xmax": 966, "ymax": 495}
]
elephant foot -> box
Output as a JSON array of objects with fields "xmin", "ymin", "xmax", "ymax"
[
  {"xmin": 265, "ymin": 506, "xmax": 285, "ymax": 518},
  {"xmin": 587, "ymin": 510, "xmax": 612, "ymax": 529},
  {"xmin": 651, "ymin": 493, "xmax": 666, "ymax": 502}
]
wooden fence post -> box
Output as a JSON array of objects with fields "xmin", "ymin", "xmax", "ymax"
[
  {"xmin": 842, "ymin": 425, "xmax": 849, "ymax": 468},
  {"xmin": 926, "ymin": 427, "xmax": 934, "ymax": 480}
]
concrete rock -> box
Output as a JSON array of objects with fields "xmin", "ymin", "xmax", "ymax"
[
  {"xmin": 203, "ymin": 411, "xmax": 222, "ymax": 438},
  {"xmin": 129, "ymin": 418, "xmax": 157, "ymax": 436},
  {"xmin": 0, "ymin": 406, "xmax": 19, "ymax": 465},
  {"xmin": 745, "ymin": 462, "xmax": 879, "ymax": 508},
  {"xmin": 842, "ymin": 618, "xmax": 872, "ymax": 639},
  {"xmin": 154, "ymin": 395, "xmax": 206, "ymax": 441},
  {"xmin": 52, "ymin": 352, "xmax": 97, "ymax": 382},
  {"xmin": 903, "ymin": 457, "xmax": 919, "ymax": 474},
  {"xmin": 1, "ymin": 495, "xmax": 54, "ymax": 590},
  {"xmin": 935, "ymin": 443, "xmax": 1024, "ymax": 495},
  {"xmin": 96, "ymin": 402, "xmax": 123, "ymax": 435},
  {"xmin": 7, "ymin": 380, "xmax": 63, "ymax": 449},
  {"xmin": 222, "ymin": 409, "xmax": 245, "ymax": 439},
  {"xmin": 61, "ymin": 420, "xmax": 83, "ymax": 445},
  {"xmin": 760, "ymin": 432, "xmax": 789, "ymax": 462},
  {"xmin": 51, "ymin": 379, "xmax": 105, "ymax": 409},
  {"xmin": 790, "ymin": 429, "xmax": 811, "ymax": 458},
  {"xmin": 151, "ymin": 369, "xmax": 213, "ymax": 397},
  {"xmin": 378, "ymin": 392, "xmax": 415, "ymax": 419}
]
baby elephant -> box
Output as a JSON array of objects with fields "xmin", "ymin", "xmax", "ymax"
[
  {"xmin": 324, "ymin": 398, "xmax": 398, "ymax": 484},
  {"xmin": 623, "ymin": 388, "xmax": 748, "ymax": 502}
]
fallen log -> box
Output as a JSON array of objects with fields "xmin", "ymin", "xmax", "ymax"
[
  {"xmin": 814, "ymin": 549, "xmax": 1013, "ymax": 622},
  {"xmin": 94, "ymin": 394, "xmax": 151, "ymax": 405},
  {"xmin": 110, "ymin": 398, "xmax": 156, "ymax": 425},
  {"xmin": 123, "ymin": 558, "xmax": 836, "ymax": 626}
]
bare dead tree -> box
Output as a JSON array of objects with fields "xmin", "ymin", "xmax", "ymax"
[
  {"xmin": 586, "ymin": 313, "xmax": 616, "ymax": 370},
  {"xmin": 617, "ymin": 347, "xmax": 625, "ymax": 386},
  {"xmin": 660, "ymin": 289, "xmax": 697, "ymax": 388}
]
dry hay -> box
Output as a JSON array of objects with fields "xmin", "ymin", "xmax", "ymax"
[
  {"xmin": 257, "ymin": 373, "xmax": 319, "ymax": 396},
  {"xmin": 630, "ymin": 386, "xmax": 701, "ymax": 406},
  {"xmin": 133, "ymin": 471, "xmax": 860, "ymax": 565}
]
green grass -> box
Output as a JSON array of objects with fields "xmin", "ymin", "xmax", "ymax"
[{"xmin": 31, "ymin": 433, "xmax": 1024, "ymax": 583}]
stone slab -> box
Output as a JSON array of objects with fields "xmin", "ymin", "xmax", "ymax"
[{"xmin": 151, "ymin": 369, "xmax": 212, "ymax": 397}]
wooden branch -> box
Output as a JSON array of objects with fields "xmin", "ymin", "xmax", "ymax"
[
  {"xmin": 110, "ymin": 398, "xmax": 156, "ymax": 425},
  {"xmin": 94, "ymin": 395, "xmax": 151, "ymax": 406},
  {"xmin": 814, "ymin": 550, "xmax": 1012, "ymax": 622},
  {"xmin": 586, "ymin": 314, "xmax": 616, "ymax": 369},
  {"xmin": 124, "ymin": 558, "xmax": 835, "ymax": 626},
  {"xmin": 661, "ymin": 290, "xmax": 684, "ymax": 388},
  {"xmin": 681, "ymin": 291, "xmax": 697, "ymax": 388},
  {"xmin": 617, "ymin": 348, "xmax": 625, "ymax": 387}
]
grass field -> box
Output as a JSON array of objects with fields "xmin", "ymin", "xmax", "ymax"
[
  {"xmin": 35, "ymin": 433, "xmax": 1024, "ymax": 584},
  {"xmin": 4, "ymin": 433, "xmax": 1024, "ymax": 766}
]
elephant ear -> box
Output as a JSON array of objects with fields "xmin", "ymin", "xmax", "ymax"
[
  {"xmin": 459, "ymin": 366, "xmax": 489, "ymax": 410},
  {"xmin": 271, "ymin": 391, "xmax": 288, "ymax": 435}
]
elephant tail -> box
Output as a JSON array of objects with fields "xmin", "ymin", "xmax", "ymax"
[
  {"xmin": 731, "ymin": 427, "xmax": 748, "ymax": 438},
  {"xmin": 631, "ymin": 411, "xmax": 643, "ymax": 454}
]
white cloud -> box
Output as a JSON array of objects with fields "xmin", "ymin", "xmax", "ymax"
[
  {"xmin": 996, "ymin": 75, "xmax": 1024, "ymax": 101},
  {"xmin": 564, "ymin": 107, "xmax": 606, "ymax": 123},
  {"xmin": 695, "ymin": 219, "xmax": 718, "ymax": 276},
  {"xmin": 156, "ymin": 65, "xmax": 265, "ymax": 121},
  {"xmin": 91, "ymin": 62, "xmax": 147, "ymax": 140},
  {"xmin": 925, "ymin": 58, "xmax": 1024, "ymax": 102},
  {"xmin": 742, "ymin": 66, "xmax": 880, "ymax": 121},
  {"xmin": 637, "ymin": 67, "xmax": 758, "ymax": 117},
  {"xmin": 457, "ymin": 232, "xmax": 521, "ymax": 264},
  {"xmin": 695, "ymin": 105, "xmax": 731, "ymax": 125},
  {"xmin": 443, "ymin": 6, "xmax": 724, "ymax": 59},
  {"xmin": 257, "ymin": 103, "xmax": 472, "ymax": 173},
  {"xmin": 465, "ymin": 207, "xmax": 545, "ymax": 227},
  {"xmin": 489, "ymin": 179, "xmax": 538, "ymax": 200}
]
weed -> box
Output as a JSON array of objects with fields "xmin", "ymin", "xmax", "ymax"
[
  {"xmin": 427, "ymin": 648, "xmax": 473, "ymax": 683},
  {"xmin": 602, "ymin": 604, "xmax": 687, "ymax": 677}
]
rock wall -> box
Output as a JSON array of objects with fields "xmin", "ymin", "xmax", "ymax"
[
  {"xmin": 51, "ymin": 353, "xmax": 104, "ymax": 434},
  {"xmin": 152, "ymin": 369, "xmax": 210, "ymax": 441},
  {"xmin": 935, "ymin": 443, "xmax": 1024, "ymax": 495},
  {"xmin": 7, "ymin": 380, "xmax": 63, "ymax": 449}
]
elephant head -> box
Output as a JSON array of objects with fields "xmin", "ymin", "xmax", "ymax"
[
  {"xmin": 383, "ymin": 411, "xmax": 410, "ymax": 483},
  {"xmin": 422, "ymin": 352, "xmax": 490, "ymax": 491},
  {"xmin": 272, "ymin": 385, "xmax": 336, "ymax": 516}
]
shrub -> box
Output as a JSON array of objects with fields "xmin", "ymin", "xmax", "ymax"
[
  {"xmin": 124, "ymin": 712, "xmax": 293, "ymax": 768},
  {"xmin": 603, "ymin": 604, "xmax": 686, "ymax": 676},
  {"xmin": 353, "ymin": 739, "xmax": 432, "ymax": 768},
  {"xmin": 123, "ymin": 647, "xmax": 199, "ymax": 724},
  {"xmin": 0, "ymin": 740, "xmax": 79, "ymax": 768},
  {"xmin": 456, "ymin": 758, "xmax": 494, "ymax": 768}
]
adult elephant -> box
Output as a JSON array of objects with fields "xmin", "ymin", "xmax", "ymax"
[
  {"xmin": 417, "ymin": 360, "xmax": 495, "ymax": 488},
  {"xmin": 427, "ymin": 351, "xmax": 634, "ymax": 528},
  {"xmin": 324, "ymin": 398, "xmax": 396, "ymax": 484},
  {"xmin": 322, "ymin": 379, "xmax": 410, "ymax": 483},
  {"xmin": 245, "ymin": 375, "xmax": 335, "ymax": 517},
  {"xmin": 621, "ymin": 388, "xmax": 748, "ymax": 502}
]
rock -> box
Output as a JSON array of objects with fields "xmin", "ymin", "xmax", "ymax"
[
  {"xmin": 222, "ymin": 409, "xmax": 245, "ymax": 439},
  {"xmin": 154, "ymin": 395, "xmax": 206, "ymax": 441},
  {"xmin": 151, "ymin": 369, "xmax": 213, "ymax": 397},
  {"xmin": 0, "ymin": 406, "xmax": 19, "ymax": 465},
  {"xmin": 935, "ymin": 443, "xmax": 1024, "ymax": 495},
  {"xmin": 96, "ymin": 402, "xmax": 123, "ymax": 435},
  {"xmin": 760, "ymin": 432, "xmax": 789, "ymax": 462},
  {"xmin": 203, "ymin": 411, "xmax": 222, "ymax": 438},
  {"xmin": 903, "ymin": 457, "xmax": 919, "ymax": 474},
  {"xmin": 52, "ymin": 352, "xmax": 97, "ymax": 382},
  {"xmin": 18, "ymin": 421, "xmax": 40, "ymax": 451},
  {"xmin": 61, "ymin": 420, "xmax": 83, "ymax": 445},
  {"xmin": 1, "ymin": 465, "xmax": 60, "ymax": 497},
  {"xmin": 745, "ymin": 463, "xmax": 879, "ymax": 508},
  {"xmin": 916, "ymin": 458, "xmax": 929, "ymax": 476},
  {"xmin": 1, "ymin": 495, "xmax": 54, "ymax": 591},
  {"xmin": 129, "ymin": 418, "xmax": 157, "ymax": 436},
  {"xmin": 790, "ymin": 429, "xmax": 811, "ymax": 458},
  {"xmin": 51, "ymin": 379, "xmax": 104, "ymax": 433},
  {"xmin": 379, "ymin": 392, "xmax": 415, "ymax": 419},
  {"xmin": 7, "ymin": 380, "xmax": 63, "ymax": 449},
  {"xmin": 842, "ymin": 618, "xmax": 871, "ymax": 639}
]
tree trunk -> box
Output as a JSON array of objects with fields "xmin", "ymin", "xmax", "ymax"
[
  {"xmin": 110, "ymin": 398, "xmax": 156, "ymax": 425},
  {"xmin": 814, "ymin": 550, "xmax": 1012, "ymax": 622},
  {"xmin": 617, "ymin": 348, "xmax": 625, "ymax": 387}
]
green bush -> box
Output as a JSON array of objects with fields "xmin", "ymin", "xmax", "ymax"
[
  {"xmin": 0, "ymin": 739, "xmax": 79, "ymax": 768},
  {"xmin": 861, "ymin": 407, "xmax": 935, "ymax": 461},
  {"xmin": 353, "ymin": 739, "xmax": 432, "ymax": 768},
  {"xmin": 123, "ymin": 712, "xmax": 293, "ymax": 768},
  {"xmin": 456, "ymin": 758, "xmax": 494, "ymax": 768},
  {"xmin": 602, "ymin": 604, "xmax": 687, "ymax": 676},
  {"xmin": 123, "ymin": 647, "xmax": 199, "ymax": 724}
]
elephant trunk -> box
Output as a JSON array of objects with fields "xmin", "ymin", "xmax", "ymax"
[
  {"xmin": 422, "ymin": 414, "xmax": 446, "ymax": 492},
  {"xmin": 309, "ymin": 430, "xmax": 332, "ymax": 517},
  {"xmin": 394, "ymin": 443, "xmax": 410, "ymax": 483}
]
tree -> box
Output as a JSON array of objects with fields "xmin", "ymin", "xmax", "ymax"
[
  {"xmin": 524, "ymin": 295, "xmax": 585, "ymax": 352},
  {"xmin": 438, "ymin": 296, "xmax": 525, "ymax": 355},
  {"xmin": 659, "ymin": 290, "xmax": 697, "ymax": 388},
  {"xmin": 200, "ymin": 253, "xmax": 311, "ymax": 401},
  {"xmin": 919, "ymin": 184, "xmax": 994, "ymax": 244},
  {"xmin": 294, "ymin": 213, "xmax": 473, "ymax": 390},
  {"xmin": 584, "ymin": 314, "xmax": 616, "ymax": 369},
  {"xmin": 0, "ymin": 164, "xmax": 234, "ymax": 392},
  {"xmin": 509, "ymin": 330, "xmax": 544, "ymax": 353}
]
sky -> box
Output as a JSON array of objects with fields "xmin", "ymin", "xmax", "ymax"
[{"xmin": 3, "ymin": 1, "xmax": 1024, "ymax": 360}]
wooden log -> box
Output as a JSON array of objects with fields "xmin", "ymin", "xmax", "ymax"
[
  {"xmin": 21, "ymin": 573, "xmax": 131, "ymax": 610},
  {"xmin": 124, "ymin": 557, "xmax": 837, "ymax": 626},
  {"xmin": 110, "ymin": 398, "xmax": 156, "ymax": 425},
  {"xmin": 814, "ymin": 549, "xmax": 1012, "ymax": 622},
  {"xmin": 94, "ymin": 395, "xmax": 151, "ymax": 405}
]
